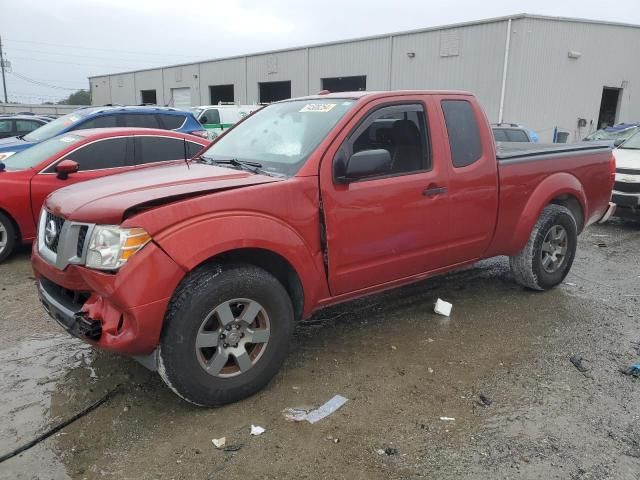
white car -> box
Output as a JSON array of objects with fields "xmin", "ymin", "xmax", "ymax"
[
  {"xmin": 612, "ymin": 132, "xmax": 640, "ymax": 220},
  {"xmin": 190, "ymin": 104, "xmax": 262, "ymax": 139}
]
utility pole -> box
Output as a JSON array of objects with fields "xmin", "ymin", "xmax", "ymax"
[{"xmin": 0, "ymin": 35, "xmax": 8, "ymax": 103}]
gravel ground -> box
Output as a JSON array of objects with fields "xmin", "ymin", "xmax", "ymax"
[{"xmin": 0, "ymin": 219, "xmax": 638, "ymax": 480}]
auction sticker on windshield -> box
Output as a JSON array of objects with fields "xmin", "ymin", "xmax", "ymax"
[{"xmin": 299, "ymin": 103, "xmax": 337, "ymax": 113}]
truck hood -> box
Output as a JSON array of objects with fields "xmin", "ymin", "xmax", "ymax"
[
  {"xmin": 46, "ymin": 162, "xmax": 283, "ymax": 224},
  {"xmin": 614, "ymin": 148, "xmax": 640, "ymax": 170}
]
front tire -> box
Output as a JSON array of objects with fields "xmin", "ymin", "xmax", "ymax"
[
  {"xmin": 509, "ymin": 204, "xmax": 578, "ymax": 291},
  {"xmin": 0, "ymin": 212, "xmax": 17, "ymax": 263},
  {"xmin": 158, "ymin": 263, "xmax": 294, "ymax": 406}
]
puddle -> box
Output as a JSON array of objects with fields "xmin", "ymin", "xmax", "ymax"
[{"xmin": 0, "ymin": 333, "xmax": 92, "ymax": 479}]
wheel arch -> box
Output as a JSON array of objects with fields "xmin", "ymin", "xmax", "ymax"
[
  {"xmin": 0, "ymin": 207, "xmax": 21, "ymax": 243},
  {"xmin": 511, "ymin": 172, "xmax": 587, "ymax": 253}
]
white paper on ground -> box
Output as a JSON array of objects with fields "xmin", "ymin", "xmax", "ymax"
[
  {"xmin": 440, "ymin": 416, "xmax": 456, "ymax": 421},
  {"xmin": 434, "ymin": 298, "xmax": 453, "ymax": 316},
  {"xmin": 212, "ymin": 437, "xmax": 226, "ymax": 449},
  {"xmin": 304, "ymin": 395, "xmax": 349, "ymax": 424},
  {"xmin": 250, "ymin": 425, "xmax": 266, "ymax": 436}
]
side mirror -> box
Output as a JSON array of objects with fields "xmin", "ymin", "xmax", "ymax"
[
  {"xmin": 200, "ymin": 116, "xmax": 207, "ymax": 124},
  {"xmin": 336, "ymin": 149, "xmax": 392, "ymax": 183},
  {"xmin": 613, "ymin": 138, "xmax": 624, "ymax": 147},
  {"xmin": 55, "ymin": 159, "xmax": 79, "ymax": 180}
]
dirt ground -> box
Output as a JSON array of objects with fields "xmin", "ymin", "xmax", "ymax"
[{"xmin": 1, "ymin": 219, "xmax": 639, "ymax": 480}]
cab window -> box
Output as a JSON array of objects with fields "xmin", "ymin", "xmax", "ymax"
[{"xmin": 56, "ymin": 137, "xmax": 131, "ymax": 171}]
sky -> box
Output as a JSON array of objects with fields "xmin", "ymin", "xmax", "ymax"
[{"xmin": 1, "ymin": 0, "xmax": 639, "ymax": 104}]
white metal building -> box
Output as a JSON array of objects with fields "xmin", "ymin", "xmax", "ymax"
[{"xmin": 89, "ymin": 14, "xmax": 640, "ymax": 142}]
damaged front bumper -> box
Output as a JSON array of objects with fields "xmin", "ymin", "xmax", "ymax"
[{"xmin": 32, "ymin": 241, "xmax": 185, "ymax": 357}]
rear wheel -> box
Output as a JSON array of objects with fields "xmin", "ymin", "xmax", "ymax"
[
  {"xmin": 158, "ymin": 263, "xmax": 294, "ymax": 406},
  {"xmin": 0, "ymin": 212, "xmax": 17, "ymax": 263},
  {"xmin": 510, "ymin": 204, "xmax": 578, "ymax": 290}
]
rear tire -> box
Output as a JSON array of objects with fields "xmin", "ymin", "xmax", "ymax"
[
  {"xmin": 158, "ymin": 263, "xmax": 294, "ymax": 406},
  {"xmin": 510, "ymin": 204, "xmax": 577, "ymax": 291},
  {"xmin": 0, "ymin": 212, "xmax": 17, "ymax": 263}
]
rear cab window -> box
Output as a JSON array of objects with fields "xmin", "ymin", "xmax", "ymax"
[{"xmin": 441, "ymin": 100, "xmax": 482, "ymax": 167}]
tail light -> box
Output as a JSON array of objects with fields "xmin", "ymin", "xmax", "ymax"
[{"xmin": 189, "ymin": 130, "xmax": 209, "ymax": 139}]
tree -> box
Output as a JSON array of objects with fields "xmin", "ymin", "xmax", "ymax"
[{"xmin": 57, "ymin": 90, "xmax": 91, "ymax": 105}]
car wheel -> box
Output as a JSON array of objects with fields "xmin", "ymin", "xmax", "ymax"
[
  {"xmin": 158, "ymin": 263, "xmax": 294, "ymax": 406},
  {"xmin": 509, "ymin": 204, "xmax": 578, "ymax": 291},
  {"xmin": 0, "ymin": 212, "xmax": 17, "ymax": 263}
]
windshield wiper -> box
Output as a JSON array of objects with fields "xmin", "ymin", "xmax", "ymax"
[
  {"xmin": 196, "ymin": 156, "xmax": 270, "ymax": 175},
  {"xmin": 15, "ymin": 135, "xmax": 27, "ymax": 141}
]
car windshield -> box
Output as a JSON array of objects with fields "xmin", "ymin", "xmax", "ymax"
[
  {"xmin": 2, "ymin": 134, "xmax": 83, "ymax": 170},
  {"xmin": 23, "ymin": 111, "xmax": 89, "ymax": 142},
  {"xmin": 199, "ymin": 99, "xmax": 356, "ymax": 176},
  {"xmin": 190, "ymin": 108, "xmax": 203, "ymax": 119},
  {"xmin": 585, "ymin": 126, "xmax": 639, "ymax": 141},
  {"xmin": 619, "ymin": 131, "xmax": 640, "ymax": 150}
]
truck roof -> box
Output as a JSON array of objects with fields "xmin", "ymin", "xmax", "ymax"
[{"xmin": 290, "ymin": 90, "xmax": 474, "ymax": 101}]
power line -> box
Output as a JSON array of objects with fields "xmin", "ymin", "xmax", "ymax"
[
  {"xmin": 9, "ymin": 55, "xmax": 151, "ymax": 69},
  {"xmin": 5, "ymin": 37, "xmax": 201, "ymax": 59},
  {"xmin": 6, "ymin": 46, "xmax": 182, "ymax": 64},
  {"xmin": 8, "ymin": 71, "xmax": 86, "ymax": 91}
]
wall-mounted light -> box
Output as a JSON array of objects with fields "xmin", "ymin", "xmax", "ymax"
[
  {"xmin": 407, "ymin": 52, "xmax": 415, "ymax": 58},
  {"xmin": 568, "ymin": 50, "xmax": 582, "ymax": 59}
]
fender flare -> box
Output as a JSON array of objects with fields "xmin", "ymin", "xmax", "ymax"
[
  {"xmin": 153, "ymin": 211, "xmax": 328, "ymax": 313},
  {"xmin": 511, "ymin": 172, "xmax": 587, "ymax": 252}
]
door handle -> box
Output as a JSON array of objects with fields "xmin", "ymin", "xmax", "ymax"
[{"xmin": 423, "ymin": 186, "xmax": 447, "ymax": 197}]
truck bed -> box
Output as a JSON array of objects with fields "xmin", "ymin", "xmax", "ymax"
[{"xmin": 495, "ymin": 141, "xmax": 611, "ymax": 161}]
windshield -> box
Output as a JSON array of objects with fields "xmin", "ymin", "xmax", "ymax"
[
  {"xmin": 199, "ymin": 99, "xmax": 356, "ymax": 176},
  {"xmin": 23, "ymin": 111, "xmax": 88, "ymax": 142},
  {"xmin": 619, "ymin": 131, "xmax": 640, "ymax": 150},
  {"xmin": 585, "ymin": 126, "xmax": 639, "ymax": 141},
  {"xmin": 2, "ymin": 134, "xmax": 83, "ymax": 170},
  {"xmin": 190, "ymin": 108, "xmax": 204, "ymax": 119}
]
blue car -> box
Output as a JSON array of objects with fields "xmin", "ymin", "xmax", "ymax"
[{"xmin": 0, "ymin": 106, "xmax": 207, "ymax": 162}]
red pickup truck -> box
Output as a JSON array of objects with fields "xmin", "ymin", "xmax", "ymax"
[{"xmin": 32, "ymin": 91, "xmax": 615, "ymax": 406}]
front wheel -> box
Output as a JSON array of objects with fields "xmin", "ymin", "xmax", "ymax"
[
  {"xmin": 158, "ymin": 263, "xmax": 294, "ymax": 406},
  {"xmin": 0, "ymin": 212, "xmax": 17, "ymax": 263},
  {"xmin": 509, "ymin": 204, "xmax": 578, "ymax": 291}
]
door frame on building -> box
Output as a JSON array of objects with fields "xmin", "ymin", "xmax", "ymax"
[{"xmin": 597, "ymin": 87, "xmax": 622, "ymax": 129}]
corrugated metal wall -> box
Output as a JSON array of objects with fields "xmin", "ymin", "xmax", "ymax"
[
  {"xmin": 308, "ymin": 37, "xmax": 392, "ymax": 92},
  {"xmin": 89, "ymin": 16, "xmax": 640, "ymax": 144},
  {"xmin": 390, "ymin": 21, "xmax": 507, "ymax": 120},
  {"xmin": 504, "ymin": 17, "xmax": 640, "ymax": 142}
]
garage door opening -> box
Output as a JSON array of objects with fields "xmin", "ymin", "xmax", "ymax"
[
  {"xmin": 170, "ymin": 87, "xmax": 191, "ymax": 109},
  {"xmin": 210, "ymin": 84, "xmax": 235, "ymax": 105},
  {"xmin": 321, "ymin": 76, "xmax": 366, "ymax": 92},
  {"xmin": 259, "ymin": 81, "xmax": 291, "ymax": 103},
  {"xmin": 140, "ymin": 89, "xmax": 157, "ymax": 104},
  {"xmin": 597, "ymin": 87, "xmax": 621, "ymax": 128}
]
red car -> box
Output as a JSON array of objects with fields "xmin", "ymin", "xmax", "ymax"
[
  {"xmin": 0, "ymin": 128, "xmax": 208, "ymax": 261},
  {"xmin": 33, "ymin": 91, "xmax": 615, "ymax": 406}
]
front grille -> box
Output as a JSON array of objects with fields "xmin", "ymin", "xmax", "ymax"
[
  {"xmin": 614, "ymin": 181, "xmax": 640, "ymax": 194},
  {"xmin": 76, "ymin": 226, "xmax": 88, "ymax": 258},
  {"xmin": 44, "ymin": 212, "xmax": 66, "ymax": 253}
]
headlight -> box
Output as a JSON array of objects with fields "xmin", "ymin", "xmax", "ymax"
[
  {"xmin": 0, "ymin": 152, "xmax": 16, "ymax": 161},
  {"xmin": 85, "ymin": 226, "xmax": 151, "ymax": 270}
]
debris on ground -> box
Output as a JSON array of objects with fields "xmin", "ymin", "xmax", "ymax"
[
  {"xmin": 439, "ymin": 416, "xmax": 455, "ymax": 421},
  {"xmin": 384, "ymin": 447, "xmax": 398, "ymax": 455},
  {"xmin": 569, "ymin": 355, "xmax": 591, "ymax": 373},
  {"xmin": 212, "ymin": 437, "xmax": 226, "ymax": 449},
  {"xmin": 478, "ymin": 394, "xmax": 492, "ymax": 407},
  {"xmin": 223, "ymin": 444, "xmax": 243, "ymax": 452},
  {"xmin": 564, "ymin": 282, "xmax": 577, "ymax": 287},
  {"xmin": 622, "ymin": 364, "xmax": 640, "ymax": 377},
  {"xmin": 250, "ymin": 425, "xmax": 265, "ymax": 436},
  {"xmin": 434, "ymin": 298, "xmax": 453, "ymax": 316},
  {"xmin": 591, "ymin": 234, "xmax": 609, "ymax": 237},
  {"xmin": 376, "ymin": 449, "xmax": 386, "ymax": 455},
  {"xmin": 596, "ymin": 242, "xmax": 608, "ymax": 248},
  {"xmin": 326, "ymin": 435, "xmax": 339, "ymax": 443},
  {"xmin": 428, "ymin": 367, "xmax": 434, "ymax": 374},
  {"xmin": 282, "ymin": 408, "xmax": 310, "ymax": 422},
  {"xmin": 283, "ymin": 395, "xmax": 349, "ymax": 424}
]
